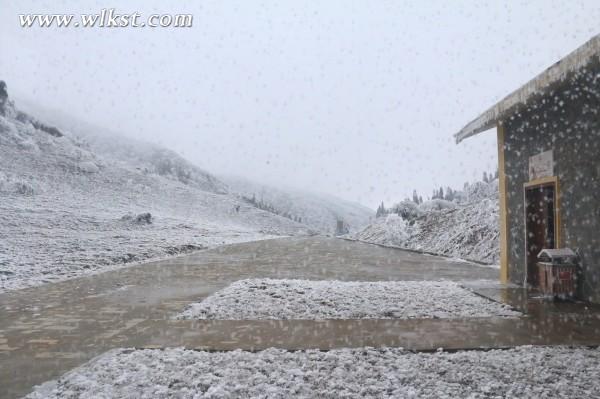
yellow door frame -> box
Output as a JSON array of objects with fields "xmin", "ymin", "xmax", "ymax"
[
  {"xmin": 523, "ymin": 175, "xmax": 562, "ymax": 248},
  {"xmin": 497, "ymin": 124, "xmax": 509, "ymax": 283},
  {"xmin": 522, "ymin": 175, "xmax": 561, "ymax": 288}
]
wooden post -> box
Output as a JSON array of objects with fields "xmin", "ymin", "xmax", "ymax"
[{"xmin": 497, "ymin": 123, "xmax": 509, "ymax": 283}]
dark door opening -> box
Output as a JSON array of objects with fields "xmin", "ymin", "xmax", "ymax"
[{"xmin": 525, "ymin": 183, "xmax": 556, "ymax": 287}]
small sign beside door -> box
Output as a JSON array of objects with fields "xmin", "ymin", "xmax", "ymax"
[{"xmin": 529, "ymin": 150, "xmax": 553, "ymax": 181}]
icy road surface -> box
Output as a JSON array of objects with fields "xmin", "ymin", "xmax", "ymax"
[
  {"xmin": 4, "ymin": 237, "xmax": 600, "ymax": 398},
  {"xmin": 179, "ymin": 279, "xmax": 520, "ymax": 320}
]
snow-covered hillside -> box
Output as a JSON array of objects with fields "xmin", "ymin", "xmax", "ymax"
[
  {"xmin": 351, "ymin": 181, "xmax": 500, "ymax": 264},
  {"xmin": 16, "ymin": 97, "xmax": 373, "ymax": 235},
  {"xmin": 0, "ymin": 83, "xmax": 310, "ymax": 292},
  {"xmin": 223, "ymin": 175, "xmax": 373, "ymax": 234},
  {"xmin": 14, "ymin": 97, "xmax": 227, "ymax": 195}
]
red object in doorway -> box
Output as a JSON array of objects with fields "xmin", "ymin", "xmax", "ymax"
[{"xmin": 538, "ymin": 263, "xmax": 577, "ymax": 299}]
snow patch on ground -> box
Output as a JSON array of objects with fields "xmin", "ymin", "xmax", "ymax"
[
  {"xmin": 27, "ymin": 346, "xmax": 600, "ymax": 398},
  {"xmin": 178, "ymin": 279, "xmax": 520, "ymax": 320}
]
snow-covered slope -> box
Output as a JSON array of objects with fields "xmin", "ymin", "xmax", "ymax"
[
  {"xmin": 14, "ymin": 97, "xmax": 227, "ymax": 194},
  {"xmin": 351, "ymin": 181, "xmax": 500, "ymax": 264},
  {"xmin": 0, "ymin": 83, "xmax": 310, "ymax": 292},
  {"xmin": 15, "ymin": 96, "xmax": 373, "ymax": 235},
  {"xmin": 85, "ymin": 134, "xmax": 227, "ymax": 194},
  {"xmin": 223, "ymin": 175, "xmax": 373, "ymax": 234}
]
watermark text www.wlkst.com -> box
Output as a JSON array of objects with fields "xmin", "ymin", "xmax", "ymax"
[{"xmin": 19, "ymin": 9, "xmax": 193, "ymax": 28}]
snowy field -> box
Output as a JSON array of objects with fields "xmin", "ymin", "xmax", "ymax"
[
  {"xmin": 0, "ymin": 197, "xmax": 279, "ymax": 292},
  {"xmin": 0, "ymin": 176, "xmax": 301, "ymax": 293},
  {"xmin": 27, "ymin": 346, "xmax": 600, "ymax": 398},
  {"xmin": 178, "ymin": 279, "xmax": 520, "ymax": 320}
]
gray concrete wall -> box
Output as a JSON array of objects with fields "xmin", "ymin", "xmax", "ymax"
[{"xmin": 503, "ymin": 60, "xmax": 600, "ymax": 302}]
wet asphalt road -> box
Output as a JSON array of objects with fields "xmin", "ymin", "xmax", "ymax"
[{"xmin": 3, "ymin": 236, "xmax": 599, "ymax": 398}]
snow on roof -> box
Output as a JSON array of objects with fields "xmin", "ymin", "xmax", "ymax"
[
  {"xmin": 537, "ymin": 248, "xmax": 578, "ymax": 260},
  {"xmin": 455, "ymin": 34, "xmax": 600, "ymax": 143}
]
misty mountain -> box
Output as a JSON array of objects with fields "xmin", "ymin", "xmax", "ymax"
[
  {"xmin": 13, "ymin": 97, "xmax": 227, "ymax": 194},
  {"xmin": 16, "ymin": 95, "xmax": 373, "ymax": 235},
  {"xmin": 0, "ymin": 82, "xmax": 311, "ymax": 292},
  {"xmin": 223, "ymin": 175, "xmax": 374, "ymax": 234}
]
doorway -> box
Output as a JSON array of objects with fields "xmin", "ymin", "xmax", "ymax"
[{"xmin": 524, "ymin": 181, "xmax": 557, "ymax": 287}]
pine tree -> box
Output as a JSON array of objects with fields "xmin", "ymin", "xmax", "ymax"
[
  {"xmin": 412, "ymin": 190, "xmax": 419, "ymax": 204},
  {"xmin": 483, "ymin": 171, "xmax": 489, "ymax": 183},
  {"xmin": 376, "ymin": 201, "xmax": 387, "ymax": 218},
  {"xmin": 445, "ymin": 187, "xmax": 453, "ymax": 201}
]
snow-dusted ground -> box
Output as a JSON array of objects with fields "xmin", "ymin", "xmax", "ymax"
[
  {"xmin": 27, "ymin": 346, "xmax": 600, "ymax": 398},
  {"xmin": 0, "ymin": 95, "xmax": 310, "ymax": 293},
  {"xmin": 351, "ymin": 181, "xmax": 500, "ymax": 264},
  {"xmin": 178, "ymin": 279, "xmax": 520, "ymax": 320}
]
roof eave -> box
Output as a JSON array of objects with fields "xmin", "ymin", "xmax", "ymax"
[
  {"xmin": 454, "ymin": 112, "xmax": 497, "ymax": 144},
  {"xmin": 454, "ymin": 34, "xmax": 600, "ymax": 144}
]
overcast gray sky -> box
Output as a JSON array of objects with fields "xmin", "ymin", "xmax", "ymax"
[{"xmin": 1, "ymin": 1, "xmax": 599, "ymax": 208}]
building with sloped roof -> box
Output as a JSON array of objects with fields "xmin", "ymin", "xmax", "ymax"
[{"xmin": 455, "ymin": 35, "xmax": 600, "ymax": 302}]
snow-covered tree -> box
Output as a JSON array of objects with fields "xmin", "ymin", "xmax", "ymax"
[
  {"xmin": 393, "ymin": 199, "xmax": 422, "ymax": 220},
  {"xmin": 376, "ymin": 202, "xmax": 387, "ymax": 218},
  {"xmin": 412, "ymin": 190, "xmax": 419, "ymax": 204},
  {"xmin": 444, "ymin": 187, "xmax": 454, "ymax": 201}
]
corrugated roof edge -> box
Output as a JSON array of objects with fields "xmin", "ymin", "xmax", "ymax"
[{"xmin": 454, "ymin": 34, "xmax": 600, "ymax": 144}]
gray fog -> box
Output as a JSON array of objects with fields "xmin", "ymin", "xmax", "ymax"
[{"xmin": 1, "ymin": 0, "xmax": 599, "ymax": 208}]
